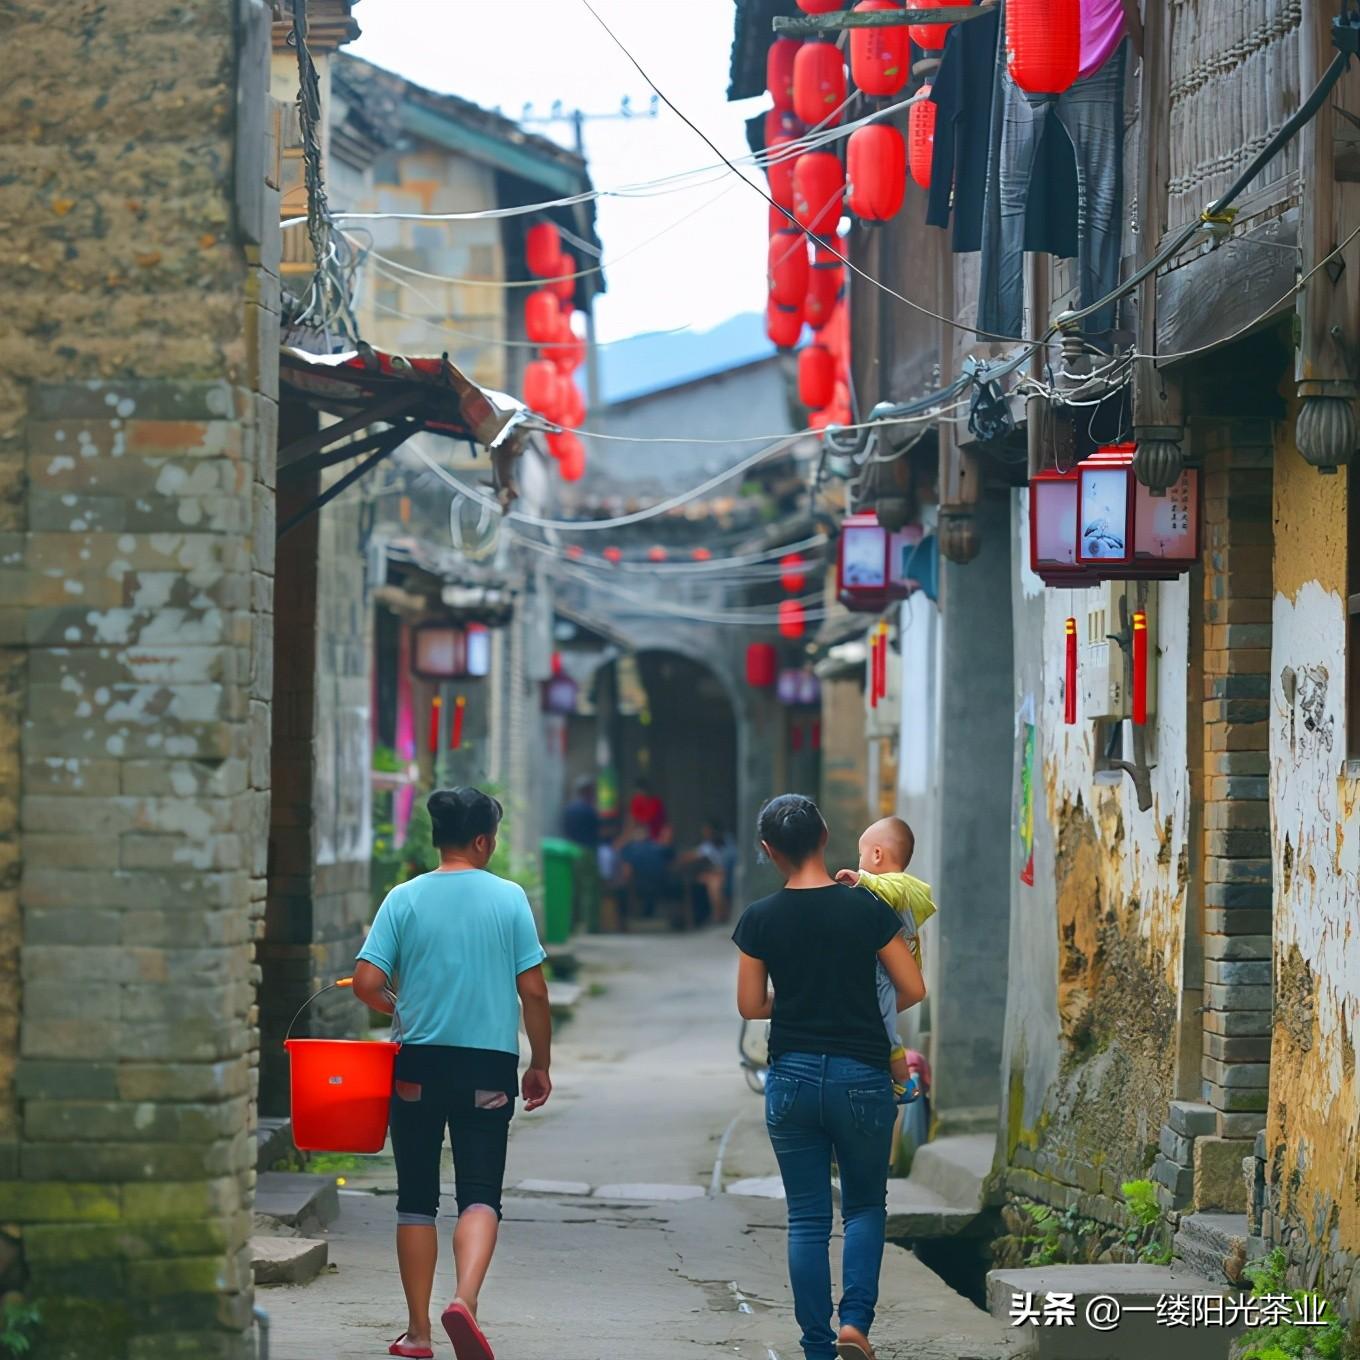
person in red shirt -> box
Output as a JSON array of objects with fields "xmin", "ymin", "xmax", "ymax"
[{"xmin": 628, "ymin": 779, "xmax": 667, "ymax": 839}]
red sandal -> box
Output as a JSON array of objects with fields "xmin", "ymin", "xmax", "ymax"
[
  {"xmin": 441, "ymin": 1300, "xmax": 494, "ymax": 1360},
  {"xmin": 388, "ymin": 1336, "xmax": 433, "ymax": 1359}
]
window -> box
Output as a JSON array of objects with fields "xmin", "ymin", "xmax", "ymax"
[{"xmin": 1350, "ymin": 470, "xmax": 1360, "ymax": 761}]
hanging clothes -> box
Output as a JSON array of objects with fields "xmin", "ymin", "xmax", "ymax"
[
  {"xmin": 927, "ymin": 4, "xmax": 1079, "ymax": 258},
  {"xmin": 977, "ymin": 0, "xmax": 1127, "ymax": 342}
]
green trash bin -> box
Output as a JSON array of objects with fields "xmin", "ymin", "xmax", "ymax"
[{"xmin": 541, "ymin": 839, "xmax": 584, "ymax": 945}]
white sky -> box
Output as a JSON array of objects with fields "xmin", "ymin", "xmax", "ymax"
[{"xmin": 349, "ymin": 0, "xmax": 770, "ymax": 344}]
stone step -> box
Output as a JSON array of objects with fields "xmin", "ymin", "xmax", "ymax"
[
  {"xmin": 886, "ymin": 1177, "xmax": 981, "ymax": 1240},
  {"xmin": 906, "ymin": 1133, "xmax": 995, "ymax": 1211},
  {"xmin": 254, "ymin": 1172, "xmax": 340, "ymax": 1235},
  {"xmin": 1173, "ymin": 1212, "xmax": 1265, "ymax": 1287},
  {"xmin": 255, "ymin": 1116, "xmax": 293, "ymax": 1172},
  {"xmin": 548, "ymin": 980, "xmax": 582, "ymax": 1021},
  {"xmin": 251, "ymin": 1235, "xmax": 329, "ymax": 1287},
  {"xmin": 987, "ymin": 1263, "xmax": 1246, "ymax": 1359}
]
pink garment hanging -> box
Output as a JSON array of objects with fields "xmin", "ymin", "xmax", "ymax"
[{"xmin": 1080, "ymin": 0, "xmax": 1126, "ymax": 79}]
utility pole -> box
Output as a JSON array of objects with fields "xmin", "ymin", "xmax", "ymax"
[{"xmin": 519, "ymin": 97, "xmax": 660, "ymax": 412}]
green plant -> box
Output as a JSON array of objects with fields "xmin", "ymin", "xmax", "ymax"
[
  {"xmin": 308, "ymin": 1153, "xmax": 367, "ymax": 1175},
  {"xmin": 1, "ymin": 1299, "xmax": 42, "ymax": 1357},
  {"xmin": 1121, "ymin": 1178, "xmax": 1161, "ymax": 1229},
  {"xmin": 372, "ymin": 744, "xmax": 403, "ymax": 774},
  {"xmin": 1236, "ymin": 1252, "xmax": 1351, "ymax": 1360}
]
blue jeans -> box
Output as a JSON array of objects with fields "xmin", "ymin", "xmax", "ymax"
[{"xmin": 765, "ymin": 1052, "xmax": 897, "ymax": 1360}]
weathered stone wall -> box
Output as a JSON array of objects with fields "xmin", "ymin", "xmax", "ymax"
[
  {"xmin": 0, "ymin": 2, "xmax": 277, "ymax": 1354},
  {"xmin": 1263, "ymin": 417, "xmax": 1360, "ymax": 1310},
  {"xmin": 999, "ymin": 491, "xmax": 1192, "ymax": 1221}
]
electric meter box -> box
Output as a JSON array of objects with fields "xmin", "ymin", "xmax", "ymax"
[{"xmin": 1080, "ymin": 583, "xmax": 1158, "ymax": 721}]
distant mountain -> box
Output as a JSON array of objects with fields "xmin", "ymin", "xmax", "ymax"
[{"xmin": 599, "ymin": 313, "xmax": 775, "ymax": 406}]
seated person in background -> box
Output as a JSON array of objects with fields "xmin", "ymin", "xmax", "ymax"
[
  {"xmin": 619, "ymin": 820, "xmax": 675, "ymax": 921},
  {"xmin": 561, "ymin": 776, "xmax": 600, "ymax": 850},
  {"xmin": 836, "ymin": 816, "xmax": 937, "ymax": 1100}
]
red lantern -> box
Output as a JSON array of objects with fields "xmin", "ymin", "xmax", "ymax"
[
  {"xmin": 909, "ymin": 0, "xmax": 952, "ymax": 52},
  {"xmin": 767, "ymin": 134, "xmax": 800, "ymax": 211},
  {"xmin": 647, "ymin": 546, "xmax": 667, "ymax": 562},
  {"xmin": 847, "ymin": 124, "xmax": 905, "ymax": 222},
  {"xmin": 793, "ymin": 150, "xmax": 845, "ymax": 236},
  {"xmin": 560, "ymin": 379, "xmax": 586, "ymax": 429},
  {"xmin": 768, "ymin": 37, "xmax": 802, "ymax": 110},
  {"xmin": 524, "ymin": 360, "xmax": 562, "ymax": 419},
  {"xmin": 797, "ymin": 0, "xmax": 844, "ymax": 11},
  {"xmin": 692, "ymin": 547, "xmax": 713, "ymax": 562},
  {"xmin": 793, "ymin": 42, "xmax": 847, "ymax": 128},
  {"xmin": 565, "ymin": 544, "xmax": 584, "ymax": 560},
  {"xmin": 805, "ymin": 240, "xmax": 844, "ymax": 330},
  {"xmin": 851, "ymin": 0, "xmax": 910, "ymax": 97},
  {"xmin": 1006, "ymin": 0, "xmax": 1080, "ymax": 96},
  {"xmin": 780, "ymin": 553, "xmax": 808, "ymax": 594},
  {"xmin": 746, "ymin": 642, "xmax": 778, "ymax": 688},
  {"xmin": 779, "ymin": 599, "xmax": 807, "ymax": 640},
  {"xmin": 524, "ymin": 289, "xmax": 561, "ymax": 345},
  {"xmin": 799, "ymin": 344, "xmax": 837, "ymax": 410},
  {"xmin": 768, "ymin": 228, "xmax": 810, "ymax": 309},
  {"xmin": 558, "ymin": 435, "xmax": 586, "ymax": 483},
  {"xmin": 603, "ymin": 546, "xmax": 622, "ymax": 564},
  {"xmin": 908, "ymin": 89, "xmax": 936, "ymax": 190},
  {"xmin": 765, "ymin": 106, "xmax": 804, "ymax": 147},
  {"xmin": 551, "ymin": 323, "xmax": 587, "ymax": 375},
  {"xmin": 525, "ymin": 222, "xmax": 562, "ymax": 278},
  {"xmin": 550, "ymin": 251, "xmax": 576, "ymax": 304},
  {"xmin": 547, "ymin": 431, "xmax": 569, "ymax": 459},
  {"xmin": 766, "ymin": 298, "xmax": 804, "ymax": 350}
]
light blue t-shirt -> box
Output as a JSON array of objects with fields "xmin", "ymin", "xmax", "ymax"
[{"xmin": 357, "ymin": 869, "xmax": 547, "ymax": 1054}]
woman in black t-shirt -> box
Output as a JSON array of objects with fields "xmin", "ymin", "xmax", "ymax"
[{"xmin": 732, "ymin": 795, "xmax": 925, "ymax": 1360}]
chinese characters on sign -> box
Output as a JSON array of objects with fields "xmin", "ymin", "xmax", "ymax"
[{"xmin": 1008, "ymin": 1291, "xmax": 1331, "ymax": 1331}]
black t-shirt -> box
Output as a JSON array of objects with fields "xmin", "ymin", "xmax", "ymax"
[{"xmin": 732, "ymin": 884, "xmax": 903, "ymax": 1070}]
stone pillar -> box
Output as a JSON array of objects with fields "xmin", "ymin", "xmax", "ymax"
[
  {"xmin": 1194, "ymin": 422, "xmax": 1275, "ymax": 1204},
  {"xmin": 0, "ymin": 2, "xmax": 278, "ymax": 1354}
]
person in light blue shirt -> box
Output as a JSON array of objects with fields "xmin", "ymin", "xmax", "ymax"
[{"xmin": 353, "ymin": 787, "xmax": 552, "ymax": 1360}]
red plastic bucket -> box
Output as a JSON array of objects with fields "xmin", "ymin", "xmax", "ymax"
[{"xmin": 285, "ymin": 1037, "xmax": 400, "ymax": 1153}]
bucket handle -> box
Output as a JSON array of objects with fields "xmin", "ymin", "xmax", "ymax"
[{"xmin": 283, "ymin": 977, "xmax": 354, "ymax": 1047}]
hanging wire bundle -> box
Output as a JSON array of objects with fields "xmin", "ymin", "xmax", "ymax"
[{"xmin": 287, "ymin": 0, "xmax": 361, "ymax": 347}]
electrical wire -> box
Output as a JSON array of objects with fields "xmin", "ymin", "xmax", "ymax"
[{"xmin": 513, "ymin": 528, "xmax": 828, "ymax": 574}]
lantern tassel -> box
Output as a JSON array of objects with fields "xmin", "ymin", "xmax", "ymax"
[
  {"xmin": 450, "ymin": 694, "xmax": 467, "ymax": 750},
  {"xmin": 428, "ymin": 694, "xmax": 442, "ymax": 753},
  {"xmin": 1131, "ymin": 611, "xmax": 1148, "ymax": 726},
  {"xmin": 1064, "ymin": 618, "xmax": 1078, "ymax": 726}
]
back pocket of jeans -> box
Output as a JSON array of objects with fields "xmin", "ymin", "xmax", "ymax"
[
  {"xmin": 764, "ymin": 1073, "xmax": 797, "ymax": 1127},
  {"xmin": 848, "ymin": 1086, "xmax": 896, "ymax": 1135}
]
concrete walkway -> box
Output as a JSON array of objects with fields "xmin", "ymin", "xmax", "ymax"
[{"xmin": 263, "ymin": 931, "xmax": 1022, "ymax": 1360}]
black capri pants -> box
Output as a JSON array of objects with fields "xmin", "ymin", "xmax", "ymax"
[{"xmin": 389, "ymin": 1045, "xmax": 517, "ymax": 1224}]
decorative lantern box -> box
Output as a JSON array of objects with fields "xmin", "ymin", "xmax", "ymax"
[
  {"xmin": 465, "ymin": 623, "xmax": 491, "ymax": 678},
  {"xmin": 414, "ymin": 626, "xmax": 467, "ymax": 678},
  {"xmin": 837, "ymin": 513, "xmax": 924, "ymax": 611},
  {"xmin": 1029, "ymin": 445, "xmax": 1200, "ymax": 586},
  {"xmin": 777, "ymin": 669, "xmax": 822, "ymax": 707},
  {"xmin": 542, "ymin": 673, "xmax": 579, "ymax": 715}
]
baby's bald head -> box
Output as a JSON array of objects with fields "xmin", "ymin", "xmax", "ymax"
[{"xmin": 858, "ymin": 816, "xmax": 915, "ymax": 873}]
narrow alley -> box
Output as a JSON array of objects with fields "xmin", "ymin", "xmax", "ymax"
[{"xmin": 266, "ymin": 931, "xmax": 1020, "ymax": 1360}]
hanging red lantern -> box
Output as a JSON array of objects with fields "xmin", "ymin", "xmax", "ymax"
[
  {"xmin": 779, "ymin": 599, "xmax": 807, "ymax": 640},
  {"xmin": 560, "ymin": 379, "xmax": 586, "ymax": 429},
  {"xmin": 799, "ymin": 344, "xmax": 837, "ymax": 410},
  {"xmin": 780, "ymin": 553, "xmax": 808, "ymax": 594},
  {"xmin": 797, "ymin": 0, "xmax": 843, "ymax": 10},
  {"xmin": 805, "ymin": 241, "xmax": 844, "ymax": 331},
  {"xmin": 793, "ymin": 150, "xmax": 845, "ymax": 236},
  {"xmin": 647, "ymin": 546, "xmax": 668, "ymax": 563},
  {"xmin": 765, "ymin": 106, "xmax": 804, "ymax": 148},
  {"xmin": 908, "ymin": 89, "xmax": 937, "ymax": 190},
  {"xmin": 525, "ymin": 222, "xmax": 562, "ymax": 278},
  {"xmin": 851, "ymin": 0, "xmax": 910, "ymax": 97},
  {"xmin": 524, "ymin": 359, "xmax": 562, "ymax": 419},
  {"xmin": 793, "ymin": 42, "xmax": 847, "ymax": 128},
  {"xmin": 565, "ymin": 544, "xmax": 584, "ymax": 560},
  {"xmin": 603, "ymin": 546, "xmax": 623, "ymax": 564},
  {"xmin": 768, "ymin": 37, "xmax": 802, "ymax": 110},
  {"xmin": 691, "ymin": 547, "xmax": 713, "ymax": 562},
  {"xmin": 767, "ymin": 135, "xmax": 800, "ymax": 211},
  {"xmin": 847, "ymin": 123, "xmax": 905, "ymax": 221},
  {"xmin": 547, "ymin": 431, "xmax": 570, "ymax": 459},
  {"xmin": 766, "ymin": 298, "xmax": 805, "ymax": 350},
  {"xmin": 1006, "ymin": 0, "xmax": 1080, "ymax": 96},
  {"xmin": 768, "ymin": 228, "xmax": 810, "ymax": 309},
  {"xmin": 524, "ymin": 289, "xmax": 561, "ymax": 345},
  {"xmin": 550, "ymin": 251, "xmax": 576, "ymax": 304},
  {"xmin": 551, "ymin": 323, "xmax": 587, "ymax": 376},
  {"xmin": 746, "ymin": 642, "xmax": 778, "ymax": 688},
  {"xmin": 909, "ymin": 0, "xmax": 953, "ymax": 52},
  {"xmin": 558, "ymin": 434, "xmax": 586, "ymax": 483}
]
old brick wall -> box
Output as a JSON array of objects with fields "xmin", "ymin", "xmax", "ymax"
[{"xmin": 0, "ymin": 2, "xmax": 278, "ymax": 1355}]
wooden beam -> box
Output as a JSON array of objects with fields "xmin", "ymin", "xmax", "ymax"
[{"xmin": 774, "ymin": 6, "xmax": 985, "ymax": 35}]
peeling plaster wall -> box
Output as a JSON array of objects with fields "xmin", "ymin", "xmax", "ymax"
[
  {"xmin": 1266, "ymin": 451, "xmax": 1360, "ymax": 1298},
  {"xmin": 1000, "ymin": 491, "xmax": 1192, "ymax": 1202}
]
